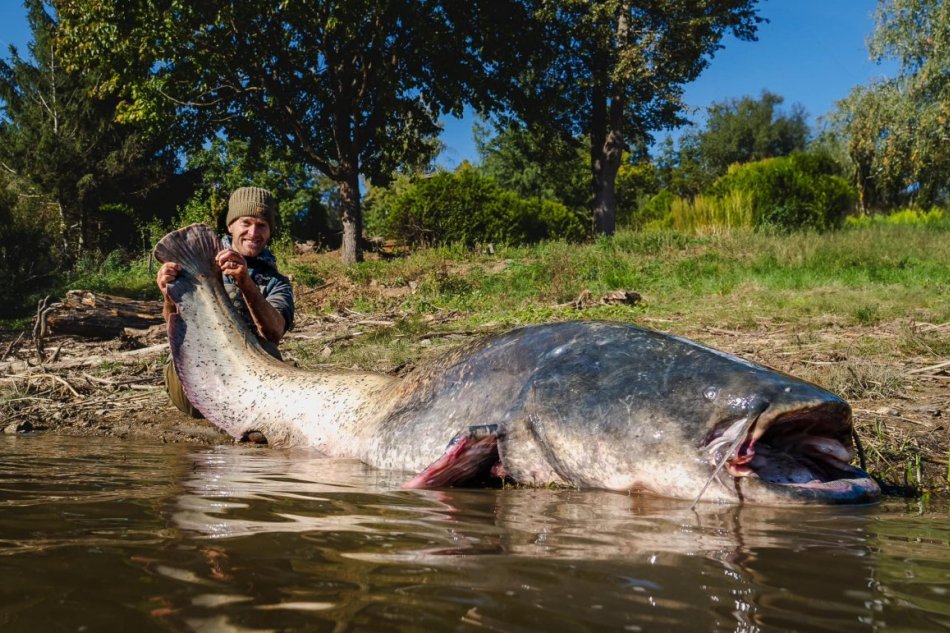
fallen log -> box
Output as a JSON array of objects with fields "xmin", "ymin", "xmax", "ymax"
[{"xmin": 44, "ymin": 290, "xmax": 164, "ymax": 338}]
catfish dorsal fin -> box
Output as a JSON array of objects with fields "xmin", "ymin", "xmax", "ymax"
[{"xmin": 154, "ymin": 223, "xmax": 221, "ymax": 278}]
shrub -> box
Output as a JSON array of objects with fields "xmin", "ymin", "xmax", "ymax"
[
  {"xmin": 845, "ymin": 207, "xmax": 947, "ymax": 228},
  {"xmin": 365, "ymin": 165, "xmax": 588, "ymax": 247},
  {"xmin": 637, "ymin": 189, "xmax": 677, "ymax": 229},
  {"xmin": 67, "ymin": 249, "xmax": 157, "ymax": 299},
  {"xmin": 709, "ymin": 151, "xmax": 856, "ymax": 231},
  {"xmin": 615, "ymin": 161, "xmax": 661, "ymax": 228}
]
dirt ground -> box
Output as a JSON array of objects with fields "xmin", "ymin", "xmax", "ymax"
[{"xmin": 1, "ymin": 310, "xmax": 947, "ymax": 496}]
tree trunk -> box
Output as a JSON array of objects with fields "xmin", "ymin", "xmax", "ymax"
[
  {"xmin": 589, "ymin": 9, "xmax": 628, "ymax": 237},
  {"xmin": 338, "ymin": 168, "xmax": 363, "ymax": 265},
  {"xmin": 590, "ymin": 95, "xmax": 624, "ymax": 236},
  {"xmin": 591, "ymin": 141, "xmax": 621, "ymax": 235}
]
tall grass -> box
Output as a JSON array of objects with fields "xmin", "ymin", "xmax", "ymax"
[
  {"xmin": 845, "ymin": 206, "xmax": 947, "ymax": 229},
  {"xmin": 670, "ymin": 191, "xmax": 753, "ymax": 233}
]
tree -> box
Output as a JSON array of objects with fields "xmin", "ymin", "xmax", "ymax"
[
  {"xmin": 0, "ymin": 1, "xmax": 176, "ymax": 261},
  {"xmin": 56, "ymin": 0, "xmax": 528, "ymax": 263},
  {"xmin": 686, "ymin": 90, "xmax": 809, "ymax": 185},
  {"xmin": 475, "ymin": 121, "xmax": 589, "ymax": 212},
  {"xmin": 827, "ymin": 0, "xmax": 949, "ymax": 210},
  {"xmin": 502, "ymin": 0, "xmax": 761, "ymax": 235},
  {"xmin": 654, "ymin": 133, "xmax": 707, "ymax": 198}
]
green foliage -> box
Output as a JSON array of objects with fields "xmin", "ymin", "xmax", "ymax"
[
  {"xmin": 684, "ymin": 90, "xmax": 810, "ymax": 184},
  {"xmin": 708, "ymin": 151, "xmax": 856, "ymax": 231},
  {"xmin": 66, "ymin": 249, "xmax": 157, "ymax": 300},
  {"xmin": 56, "ymin": 0, "xmax": 527, "ymax": 263},
  {"xmin": 615, "ymin": 160, "xmax": 662, "ymax": 228},
  {"xmin": 475, "ymin": 122, "xmax": 589, "ymax": 211},
  {"xmin": 845, "ymin": 207, "xmax": 947, "ymax": 228},
  {"xmin": 365, "ymin": 166, "xmax": 587, "ymax": 247},
  {"xmin": 637, "ymin": 189, "xmax": 677, "ymax": 230},
  {"xmin": 826, "ymin": 0, "xmax": 949, "ymax": 210},
  {"xmin": 670, "ymin": 192, "xmax": 753, "ymax": 233},
  {"xmin": 0, "ymin": 1, "xmax": 177, "ymax": 261},
  {"xmin": 497, "ymin": 0, "xmax": 761, "ymax": 234}
]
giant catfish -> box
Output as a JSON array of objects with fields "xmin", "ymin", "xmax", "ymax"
[{"xmin": 155, "ymin": 224, "xmax": 880, "ymax": 505}]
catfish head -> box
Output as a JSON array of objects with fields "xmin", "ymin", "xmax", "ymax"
[{"xmin": 493, "ymin": 324, "xmax": 880, "ymax": 505}]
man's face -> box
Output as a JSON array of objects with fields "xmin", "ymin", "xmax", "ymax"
[{"xmin": 228, "ymin": 216, "xmax": 271, "ymax": 257}]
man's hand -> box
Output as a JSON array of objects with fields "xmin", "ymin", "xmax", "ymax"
[
  {"xmin": 157, "ymin": 262, "xmax": 182, "ymax": 297},
  {"xmin": 157, "ymin": 262, "xmax": 182, "ymax": 320},
  {"xmin": 216, "ymin": 248, "xmax": 251, "ymax": 288},
  {"xmin": 215, "ymin": 247, "xmax": 286, "ymax": 343}
]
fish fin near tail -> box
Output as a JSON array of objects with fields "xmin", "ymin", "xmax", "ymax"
[
  {"xmin": 154, "ymin": 224, "xmax": 221, "ymax": 291},
  {"xmin": 403, "ymin": 425, "xmax": 505, "ymax": 489}
]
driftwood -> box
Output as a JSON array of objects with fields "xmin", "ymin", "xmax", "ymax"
[
  {"xmin": 0, "ymin": 342, "xmax": 169, "ymax": 375},
  {"xmin": 44, "ymin": 290, "xmax": 164, "ymax": 338}
]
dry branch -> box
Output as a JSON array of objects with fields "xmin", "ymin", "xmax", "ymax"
[
  {"xmin": 0, "ymin": 342, "xmax": 169, "ymax": 375},
  {"xmin": 905, "ymin": 360, "xmax": 950, "ymax": 375}
]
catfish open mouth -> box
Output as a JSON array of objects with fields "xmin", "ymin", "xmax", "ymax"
[{"xmin": 706, "ymin": 404, "xmax": 881, "ymax": 503}]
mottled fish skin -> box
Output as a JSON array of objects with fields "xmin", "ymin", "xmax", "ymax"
[
  {"xmin": 367, "ymin": 322, "xmax": 875, "ymax": 504},
  {"xmin": 155, "ymin": 224, "xmax": 880, "ymax": 505}
]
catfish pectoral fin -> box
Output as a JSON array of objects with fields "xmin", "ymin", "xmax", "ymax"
[{"xmin": 403, "ymin": 425, "xmax": 504, "ymax": 489}]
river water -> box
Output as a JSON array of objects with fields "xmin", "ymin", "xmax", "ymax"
[{"xmin": 1, "ymin": 435, "xmax": 948, "ymax": 632}]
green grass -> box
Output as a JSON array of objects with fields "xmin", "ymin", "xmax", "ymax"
[
  {"xmin": 5, "ymin": 221, "xmax": 948, "ymax": 335},
  {"xmin": 288, "ymin": 223, "xmax": 950, "ymax": 336},
  {"xmin": 66, "ymin": 250, "xmax": 160, "ymax": 300},
  {"xmin": 1, "ymin": 249, "xmax": 160, "ymax": 326}
]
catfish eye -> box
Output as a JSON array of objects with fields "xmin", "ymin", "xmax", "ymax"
[{"xmin": 703, "ymin": 387, "xmax": 719, "ymax": 401}]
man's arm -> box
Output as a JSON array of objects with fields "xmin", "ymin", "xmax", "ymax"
[{"xmin": 216, "ymin": 249, "xmax": 287, "ymax": 343}]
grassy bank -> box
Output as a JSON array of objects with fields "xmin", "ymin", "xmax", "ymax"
[
  {"xmin": 289, "ymin": 222, "xmax": 950, "ymax": 336},
  {"xmin": 19, "ymin": 221, "xmax": 949, "ymax": 335}
]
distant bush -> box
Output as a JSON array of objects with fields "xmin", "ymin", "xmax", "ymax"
[
  {"xmin": 708, "ymin": 151, "xmax": 856, "ymax": 231},
  {"xmin": 637, "ymin": 189, "xmax": 677, "ymax": 230},
  {"xmin": 365, "ymin": 166, "xmax": 588, "ymax": 247},
  {"xmin": 67, "ymin": 249, "xmax": 157, "ymax": 300},
  {"xmin": 615, "ymin": 161, "xmax": 661, "ymax": 228},
  {"xmin": 845, "ymin": 207, "xmax": 947, "ymax": 228}
]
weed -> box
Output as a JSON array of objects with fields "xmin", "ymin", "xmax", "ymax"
[
  {"xmin": 290, "ymin": 266, "xmax": 325, "ymax": 287},
  {"xmin": 906, "ymin": 451, "xmax": 923, "ymax": 489},
  {"xmin": 853, "ymin": 304, "xmax": 880, "ymax": 325}
]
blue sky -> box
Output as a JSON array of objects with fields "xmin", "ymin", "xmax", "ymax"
[{"xmin": 1, "ymin": 1, "xmax": 895, "ymax": 168}]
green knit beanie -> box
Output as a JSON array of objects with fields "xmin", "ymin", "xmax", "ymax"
[{"xmin": 226, "ymin": 186, "xmax": 277, "ymax": 230}]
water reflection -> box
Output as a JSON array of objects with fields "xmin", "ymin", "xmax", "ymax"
[
  {"xmin": 168, "ymin": 446, "xmax": 934, "ymax": 633},
  {"xmin": 2, "ymin": 436, "xmax": 949, "ymax": 632}
]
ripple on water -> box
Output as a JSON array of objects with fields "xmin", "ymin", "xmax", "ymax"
[{"xmin": 2, "ymin": 435, "xmax": 950, "ymax": 632}]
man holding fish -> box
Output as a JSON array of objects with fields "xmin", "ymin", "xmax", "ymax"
[{"xmin": 156, "ymin": 186, "xmax": 295, "ymax": 418}]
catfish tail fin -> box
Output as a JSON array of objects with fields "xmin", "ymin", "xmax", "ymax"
[{"xmin": 154, "ymin": 223, "xmax": 220, "ymax": 278}]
